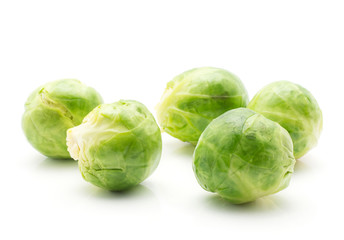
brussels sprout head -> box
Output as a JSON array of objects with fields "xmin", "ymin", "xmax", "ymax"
[
  {"xmin": 67, "ymin": 100, "xmax": 162, "ymax": 191},
  {"xmin": 193, "ymin": 108, "xmax": 295, "ymax": 204},
  {"xmin": 248, "ymin": 81, "xmax": 323, "ymax": 159},
  {"xmin": 22, "ymin": 79, "xmax": 103, "ymax": 159},
  {"xmin": 156, "ymin": 67, "xmax": 249, "ymax": 145}
]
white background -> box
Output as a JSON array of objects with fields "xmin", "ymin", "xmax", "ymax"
[{"xmin": 1, "ymin": 0, "xmax": 343, "ymax": 239}]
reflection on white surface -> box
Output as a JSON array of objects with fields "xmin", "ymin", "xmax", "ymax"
[
  {"xmin": 39, "ymin": 157, "xmax": 78, "ymax": 169},
  {"xmin": 203, "ymin": 194, "xmax": 284, "ymax": 213}
]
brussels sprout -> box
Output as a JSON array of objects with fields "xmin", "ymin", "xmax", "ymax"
[
  {"xmin": 193, "ymin": 108, "xmax": 295, "ymax": 204},
  {"xmin": 67, "ymin": 100, "xmax": 162, "ymax": 191},
  {"xmin": 248, "ymin": 81, "xmax": 323, "ymax": 159},
  {"xmin": 22, "ymin": 79, "xmax": 103, "ymax": 159},
  {"xmin": 156, "ymin": 67, "xmax": 249, "ymax": 145}
]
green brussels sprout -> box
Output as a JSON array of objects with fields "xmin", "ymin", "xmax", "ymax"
[
  {"xmin": 247, "ymin": 81, "xmax": 323, "ymax": 159},
  {"xmin": 156, "ymin": 67, "xmax": 249, "ymax": 145},
  {"xmin": 66, "ymin": 100, "xmax": 162, "ymax": 191},
  {"xmin": 193, "ymin": 108, "xmax": 295, "ymax": 204},
  {"xmin": 22, "ymin": 79, "xmax": 103, "ymax": 159}
]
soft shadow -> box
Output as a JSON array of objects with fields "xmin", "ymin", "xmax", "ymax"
[
  {"xmin": 204, "ymin": 194, "xmax": 286, "ymax": 213},
  {"xmin": 175, "ymin": 143, "xmax": 195, "ymax": 157},
  {"xmin": 294, "ymin": 152, "xmax": 321, "ymax": 173},
  {"xmin": 294, "ymin": 159, "xmax": 309, "ymax": 173},
  {"xmin": 85, "ymin": 184, "xmax": 155, "ymax": 200},
  {"xmin": 38, "ymin": 157, "xmax": 78, "ymax": 169},
  {"xmin": 79, "ymin": 183, "xmax": 160, "ymax": 214},
  {"xmin": 162, "ymin": 134, "xmax": 195, "ymax": 158}
]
